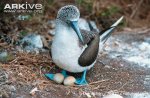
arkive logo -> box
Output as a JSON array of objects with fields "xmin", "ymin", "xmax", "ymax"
[{"xmin": 4, "ymin": 2, "xmax": 43, "ymax": 13}]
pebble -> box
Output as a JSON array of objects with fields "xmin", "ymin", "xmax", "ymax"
[
  {"xmin": 21, "ymin": 34, "xmax": 43, "ymax": 48},
  {"xmin": 63, "ymin": 76, "xmax": 76, "ymax": 86},
  {"xmin": 0, "ymin": 51, "xmax": 8, "ymax": 62},
  {"xmin": 103, "ymin": 94, "xmax": 123, "ymax": 98},
  {"xmin": 0, "ymin": 51, "xmax": 14, "ymax": 63},
  {"xmin": 48, "ymin": 29, "xmax": 55, "ymax": 36},
  {"xmin": 53, "ymin": 73, "xmax": 64, "ymax": 84},
  {"xmin": 20, "ymin": 34, "xmax": 44, "ymax": 53},
  {"xmin": 29, "ymin": 87, "xmax": 38, "ymax": 96},
  {"xmin": 48, "ymin": 20, "xmax": 55, "ymax": 28}
]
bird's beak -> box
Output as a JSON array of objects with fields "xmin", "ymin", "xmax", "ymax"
[{"xmin": 70, "ymin": 21, "xmax": 84, "ymax": 43}]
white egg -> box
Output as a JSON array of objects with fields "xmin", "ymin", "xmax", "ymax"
[
  {"xmin": 53, "ymin": 73, "xmax": 64, "ymax": 84},
  {"xmin": 63, "ymin": 76, "xmax": 76, "ymax": 86}
]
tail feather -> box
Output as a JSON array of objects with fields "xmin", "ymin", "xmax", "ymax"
[{"xmin": 100, "ymin": 16, "xmax": 124, "ymax": 44}]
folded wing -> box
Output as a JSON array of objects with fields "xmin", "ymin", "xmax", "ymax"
[{"xmin": 78, "ymin": 16, "xmax": 124, "ymax": 67}]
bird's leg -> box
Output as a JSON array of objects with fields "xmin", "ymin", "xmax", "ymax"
[
  {"xmin": 61, "ymin": 70, "xmax": 68, "ymax": 78},
  {"xmin": 75, "ymin": 70, "xmax": 88, "ymax": 85},
  {"xmin": 45, "ymin": 73, "xmax": 54, "ymax": 80},
  {"xmin": 45, "ymin": 70, "xmax": 68, "ymax": 80}
]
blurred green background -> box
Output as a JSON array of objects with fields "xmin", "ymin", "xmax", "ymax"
[{"xmin": 0, "ymin": 0, "xmax": 150, "ymax": 33}]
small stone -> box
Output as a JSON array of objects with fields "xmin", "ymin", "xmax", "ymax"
[
  {"xmin": 104, "ymin": 65, "xmax": 111, "ymax": 69},
  {"xmin": 48, "ymin": 30, "xmax": 55, "ymax": 36},
  {"xmin": 48, "ymin": 20, "xmax": 56, "ymax": 28},
  {"xmin": 9, "ymin": 86, "xmax": 16, "ymax": 92},
  {"xmin": 63, "ymin": 76, "xmax": 76, "ymax": 86},
  {"xmin": 30, "ymin": 87, "xmax": 38, "ymax": 96},
  {"xmin": 103, "ymin": 94, "xmax": 123, "ymax": 98},
  {"xmin": 0, "ymin": 51, "xmax": 8, "ymax": 62},
  {"xmin": 20, "ymin": 34, "xmax": 44, "ymax": 53},
  {"xmin": 21, "ymin": 34, "xmax": 43, "ymax": 48},
  {"xmin": 0, "ymin": 50, "xmax": 14, "ymax": 63},
  {"xmin": 114, "ymin": 41, "xmax": 120, "ymax": 46},
  {"xmin": 53, "ymin": 73, "xmax": 64, "ymax": 84},
  {"xmin": 85, "ymin": 92, "xmax": 92, "ymax": 98},
  {"xmin": 91, "ymin": 92, "xmax": 96, "ymax": 97}
]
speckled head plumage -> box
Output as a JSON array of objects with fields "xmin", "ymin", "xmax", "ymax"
[{"xmin": 57, "ymin": 5, "xmax": 80, "ymax": 22}]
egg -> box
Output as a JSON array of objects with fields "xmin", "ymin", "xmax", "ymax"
[
  {"xmin": 63, "ymin": 76, "xmax": 76, "ymax": 86},
  {"xmin": 53, "ymin": 73, "xmax": 64, "ymax": 84}
]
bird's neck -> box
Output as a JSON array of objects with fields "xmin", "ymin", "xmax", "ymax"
[
  {"xmin": 55, "ymin": 19, "xmax": 76, "ymax": 37},
  {"xmin": 54, "ymin": 19, "xmax": 80, "ymax": 45}
]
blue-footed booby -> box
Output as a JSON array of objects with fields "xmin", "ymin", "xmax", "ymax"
[{"xmin": 45, "ymin": 5, "xmax": 124, "ymax": 85}]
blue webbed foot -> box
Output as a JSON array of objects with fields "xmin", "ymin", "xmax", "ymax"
[
  {"xmin": 75, "ymin": 70, "xmax": 88, "ymax": 85},
  {"xmin": 75, "ymin": 78, "xmax": 88, "ymax": 85},
  {"xmin": 45, "ymin": 73, "xmax": 55, "ymax": 80},
  {"xmin": 45, "ymin": 70, "xmax": 68, "ymax": 80}
]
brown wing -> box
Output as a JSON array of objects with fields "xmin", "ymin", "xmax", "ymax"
[
  {"xmin": 78, "ymin": 27, "xmax": 116, "ymax": 67},
  {"xmin": 78, "ymin": 34, "xmax": 100, "ymax": 67}
]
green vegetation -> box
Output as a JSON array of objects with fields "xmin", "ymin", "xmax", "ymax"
[
  {"xmin": 76, "ymin": 0, "xmax": 93, "ymax": 13},
  {"xmin": 20, "ymin": 30, "xmax": 28, "ymax": 37},
  {"xmin": 101, "ymin": 5, "xmax": 121, "ymax": 17},
  {"xmin": 47, "ymin": 0, "xmax": 54, "ymax": 5}
]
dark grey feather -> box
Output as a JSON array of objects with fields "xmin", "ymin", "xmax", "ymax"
[
  {"xmin": 80, "ymin": 29, "xmax": 98, "ymax": 45},
  {"xmin": 100, "ymin": 26, "xmax": 116, "ymax": 44},
  {"xmin": 78, "ymin": 34, "xmax": 100, "ymax": 66},
  {"xmin": 80, "ymin": 26, "xmax": 115, "ymax": 45},
  {"xmin": 78, "ymin": 26, "xmax": 116, "ymax": 67}
]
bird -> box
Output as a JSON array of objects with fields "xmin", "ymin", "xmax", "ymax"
[{"xmin": 45, "ymin": 5, "xmax": 124, "ymax": 85}]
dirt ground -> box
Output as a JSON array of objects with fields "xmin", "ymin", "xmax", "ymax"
[
  {"xmin": 0, "ymin": 0, "xmax": 150, "ymax": 97},
  {"xmin": 0, "ymin": 28, "xmax": 150, "ymax": 98}
]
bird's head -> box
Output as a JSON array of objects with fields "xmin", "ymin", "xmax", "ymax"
[
  {"xmin": 57, "ymin": 5, "xmax": 80, "ymax": 22},
  {"xmin": 57, "ymin": 5, "xmax": 84, "ymax": 43}
]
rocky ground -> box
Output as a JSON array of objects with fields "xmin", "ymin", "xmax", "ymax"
[
  {"xmin": 0, "ymin": 25, "xmax": 150, "ymax": 98},
  {"xmin": 1, "ymin": 0, "xmax": 150, "ymax": 97}
]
